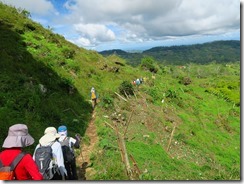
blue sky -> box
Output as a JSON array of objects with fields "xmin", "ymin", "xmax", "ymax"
[{"xmin": 1, "ymin": 0, "xmax": 240, "ymax": 51}]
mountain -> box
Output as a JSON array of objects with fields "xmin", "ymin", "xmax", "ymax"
[
  {"xmin": 0, "ymin": 2, "xmax": 240, "ymax": 181},
  {"xmin": 99, "ymin": 40, "xmax": 240, "ymax": 66}
]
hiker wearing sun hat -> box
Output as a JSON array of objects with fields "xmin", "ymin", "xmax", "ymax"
[
  {"xmin": 0, "ymin": 124, "xmax": 43, "ymax": 180},
  {"xmin": 33, "ymin": 127, "xmax": 67, "ymax": 180},
  {"xmin": 58, "ymin": 125, "xmax": 81, "ymax": 180}
]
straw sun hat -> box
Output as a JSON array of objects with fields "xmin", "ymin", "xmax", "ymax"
[
  {"xmin": 39, "ymin": 127, "xmax": 60, "ymax": 146},
  {"xmin": 2, "ymin": 124, "xmax": 34, "ymax": 148}
]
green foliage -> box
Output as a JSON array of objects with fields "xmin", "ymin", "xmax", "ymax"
[
  {"xmin": 61, "ymin": 47, "xmax": 76, "ymax": 59},
  {"xmin": 0, "ymin": 2, "xmax": 240, "ymax": 181},
  {"xmin": 165, "ymin": 89, "xmax": 177, "ymax": 98},
  {"xmin": 140, "ymin": 56, "xmax": 158, "ymax": 73},
  {"xmin": 0, "ymin": 2, "xmax": 92, "ymax": 153},
  {"xmin": 100, "ymin": 94, "xmax": 114, "ymax": 109},
  {"xmin": 100, "ymin": 41, "xmax": 240, "ymax": 66},
  {"xmin": 205, "ymin": 80, "xmax": 240, "ymax": 106},
  {"xmin": 118, "ymin": 80, "xmax": 134, "ymax": 96}
]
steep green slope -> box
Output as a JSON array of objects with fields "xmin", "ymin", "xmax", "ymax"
[
  {"xmin": 0, "ymin": 2, "xmax": 90, "ymax": 151},
  {"xmin": 0, "ymin": 2, "xmax": 142, "ymax": 152}
]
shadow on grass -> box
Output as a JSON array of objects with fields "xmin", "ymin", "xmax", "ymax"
[{"xmin": 0, "ymin": 17, "xmax": 93, "ymax": 153}]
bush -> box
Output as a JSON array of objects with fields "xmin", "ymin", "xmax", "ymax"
[
  {"xmin": 119, "ymin": 81, "xmax": 134, "ymax": 96},
  {"xmin": 100, "ymin": 94, "xmax": 114, "ymax": 109},
  {"xmin": 140, "ymin": 56, "xmax": 158, "ymax": 73}
]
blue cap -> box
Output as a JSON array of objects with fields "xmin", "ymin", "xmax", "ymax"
[{"xmin": 58, "ymin": 125, "xmax": 67, "ymax": 132}]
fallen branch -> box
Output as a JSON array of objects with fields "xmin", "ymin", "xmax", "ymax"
[
  {"xmin": 114, "ymin": 92, "xmax": 128, "ymax": 102},
  {"xmin": 123, "ymin": 90, "xmax": 129, "ymax": 99},
  {"xmin": 114, "ymin": 122, "xmax": 134, "ymax": 180},
  {"xmin": 104, "ymin": 121, "xmax": 123, "ymax": 136},
  {"xmin": 104, "ymin": 121, "xmax": 116, "ymax": 131},
  {"xmin": 129, "ymin": 154, "xmax": 141, "ymax": 175}
]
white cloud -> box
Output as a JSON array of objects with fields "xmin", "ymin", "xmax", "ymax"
[
  {"xmin": 74, "ymin": 37, "xmax": 92, "ymax": 47},
  {"xmin": 1, "ymin": 0, "xmax": 57, "ymax": 16},
  {"xmin": 74, "ymin": 23, "xmax": 115, "ymax": 45},
  {"xmin": 63, "ymin": 0, "xmax": 239, "ymax": 46},
  {"xmin": 0, "ymin": 0, "xmax": 240, "ymax": 50}
]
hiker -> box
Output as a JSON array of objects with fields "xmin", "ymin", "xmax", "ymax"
[
  {"xmin": 33, "ymin": 127, "xmax": 67, "ymax": 180},
  {"xmin": 58, "ymin": 125, "xmax": 81, "ymax": 180},
  {"xmin": 135, "ymin": 78, "xmax": 141, "ymax": 85},
  {"xmin": 139, "ymin": 77, "xmax": 143, "ymax": 84},
  {"xmin": 90, "ymin": 87, "xmax": 97, "ymax": 109},
  {"xmin": 0, "ymin": 124, "xmax": 43, "ymax": 180}
]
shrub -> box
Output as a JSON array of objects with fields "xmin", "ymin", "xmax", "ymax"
[
  {"xmin": 179, "ymin": 76, "xmax": 192, "ymax": 85},
  {"xmin": 140, "ymin": 56, "xmax": 158, "ymax": 73},
  {"xmin": 119, "ymin": 81, "xmax": 134, "ymax": 96},
  {"xmin": 100, "ymin": 94, "xmax": 114, "ymax": 109}
]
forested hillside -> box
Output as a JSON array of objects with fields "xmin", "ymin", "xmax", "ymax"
[
  {"xmin": 0, "ymin": 2, "xmax": 240, "ymax": 181},
  {"xmin": 99, "ymin": 40, "xmax": 240, "ymax": 66}
]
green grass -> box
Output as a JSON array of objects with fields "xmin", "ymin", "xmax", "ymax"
[{"xmin": 0, "ymin": 2, "xmax": 240, "ymax": 181}]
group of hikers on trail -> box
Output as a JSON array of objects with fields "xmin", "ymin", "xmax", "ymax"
[
  {"xmin": 0, "ymin": 87, "xmax": 99, "ymax": 180},
  {"xmin": 132, "ymin": 78, "xmax": 143, "ymax": 86},
  {"xmin": 0, "ymin": 124, "xmax": 81, "ymax": 180}
]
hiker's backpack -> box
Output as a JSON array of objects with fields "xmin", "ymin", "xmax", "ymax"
[
  {"xmin": 91, "ymin": 91, "xmax": 96, "ymax": 100},
  {"xmin": 34, "ymin": 144, "xmax": 58, "ymax": 180},
  {"xmin": 59, "ymin": 137, "xmax": 74, "ymax": 164},
  {"xmin": 0, "ymin": 152, "xmax": 26, "ymax": 180}
]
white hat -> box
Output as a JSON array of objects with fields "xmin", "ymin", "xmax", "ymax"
[
  {"xmin": 39, "ymin": 127, "xmax": 60, "ymax": 146},
  {"xmin": 2, "ymin": 124, "xmax": 34, "ymax": 148}
]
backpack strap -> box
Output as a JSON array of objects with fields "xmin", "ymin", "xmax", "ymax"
[
  {"xmin": 0, "ymin": 158, "xmax": 3, "ymax": 168},
  {"xmin": 9, "ymin": 152, "xmax": 26, "ymax": 171},
  {"xmin": 60, "ymin": 136, "xmax": 70, "ymax": 146}
]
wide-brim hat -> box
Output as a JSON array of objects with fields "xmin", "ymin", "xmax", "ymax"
[
  {"xmin": 39, "ymin": 127, "xmax": 60, "ymax": 146},
  {"xmin": 2, "ymin": 124, "xmax": 34, "ymax": 148}
]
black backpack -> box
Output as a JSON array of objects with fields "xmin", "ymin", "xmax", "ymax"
[
  {"xmin": 34, "ymin": 144, "xmax": 58, "ymax": 179},
  {"xmin": 59, "ymin": 137, "xmax": 74, "ymax": 164}
]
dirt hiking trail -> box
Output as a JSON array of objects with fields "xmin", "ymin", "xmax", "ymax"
[{"xmin": 76, "ymin": 111, "xmax": 98, "ymax": 180}]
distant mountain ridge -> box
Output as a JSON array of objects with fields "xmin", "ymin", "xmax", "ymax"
[{"xmin": 99, "ymin": 40, "xmax": 240, "ymax": 66}]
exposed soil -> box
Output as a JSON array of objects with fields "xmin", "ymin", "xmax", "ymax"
[{"xmin": 76, "ymin": 112, "xmax": 98, "ymax": 180}]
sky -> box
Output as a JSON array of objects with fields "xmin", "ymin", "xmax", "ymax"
[{"xmin": 0, "ymin": 0, "xmax": 241, "ymax": 52}]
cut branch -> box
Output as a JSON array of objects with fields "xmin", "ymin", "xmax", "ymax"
[
  {"xmin": 115, "ymin": 92, "xmax": 128, "ymax": 102},
  {"xmin": 129, "ymin": 154, "xmax": 141, "ymax": 175}
]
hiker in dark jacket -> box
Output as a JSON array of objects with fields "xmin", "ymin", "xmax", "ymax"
[
  {"xmin": 0, "ymin": 124, "xmax": 43, "ymax": 180},
  {"xmin": 58, "ymin": 125, "xmax": 81, "ymax": 180}
]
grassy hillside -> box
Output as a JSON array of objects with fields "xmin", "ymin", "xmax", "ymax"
[
  {"xmin": 0, "ymin": 2, "xmax": 143, "ymax": 152},
  {"xmin": 90, "ymin": 62, "xmax": 240, "ymax": 180},
  {"xmin": 0, "ymin": 2, "xmax": 240, "ymax": 181}
]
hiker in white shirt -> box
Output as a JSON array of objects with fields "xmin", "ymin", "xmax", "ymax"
[
  {"xmin": 33, "ymin": 127, "xmax": 67, "ymax": 180},
  {"xmin": 58, "ymin": 125, "xmax": 81, "ymax": 180}
]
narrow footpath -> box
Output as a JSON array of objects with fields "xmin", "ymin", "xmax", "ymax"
[{"xmin": 76, "ymin": 112, "xmax": 98, "ymax": 180}]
